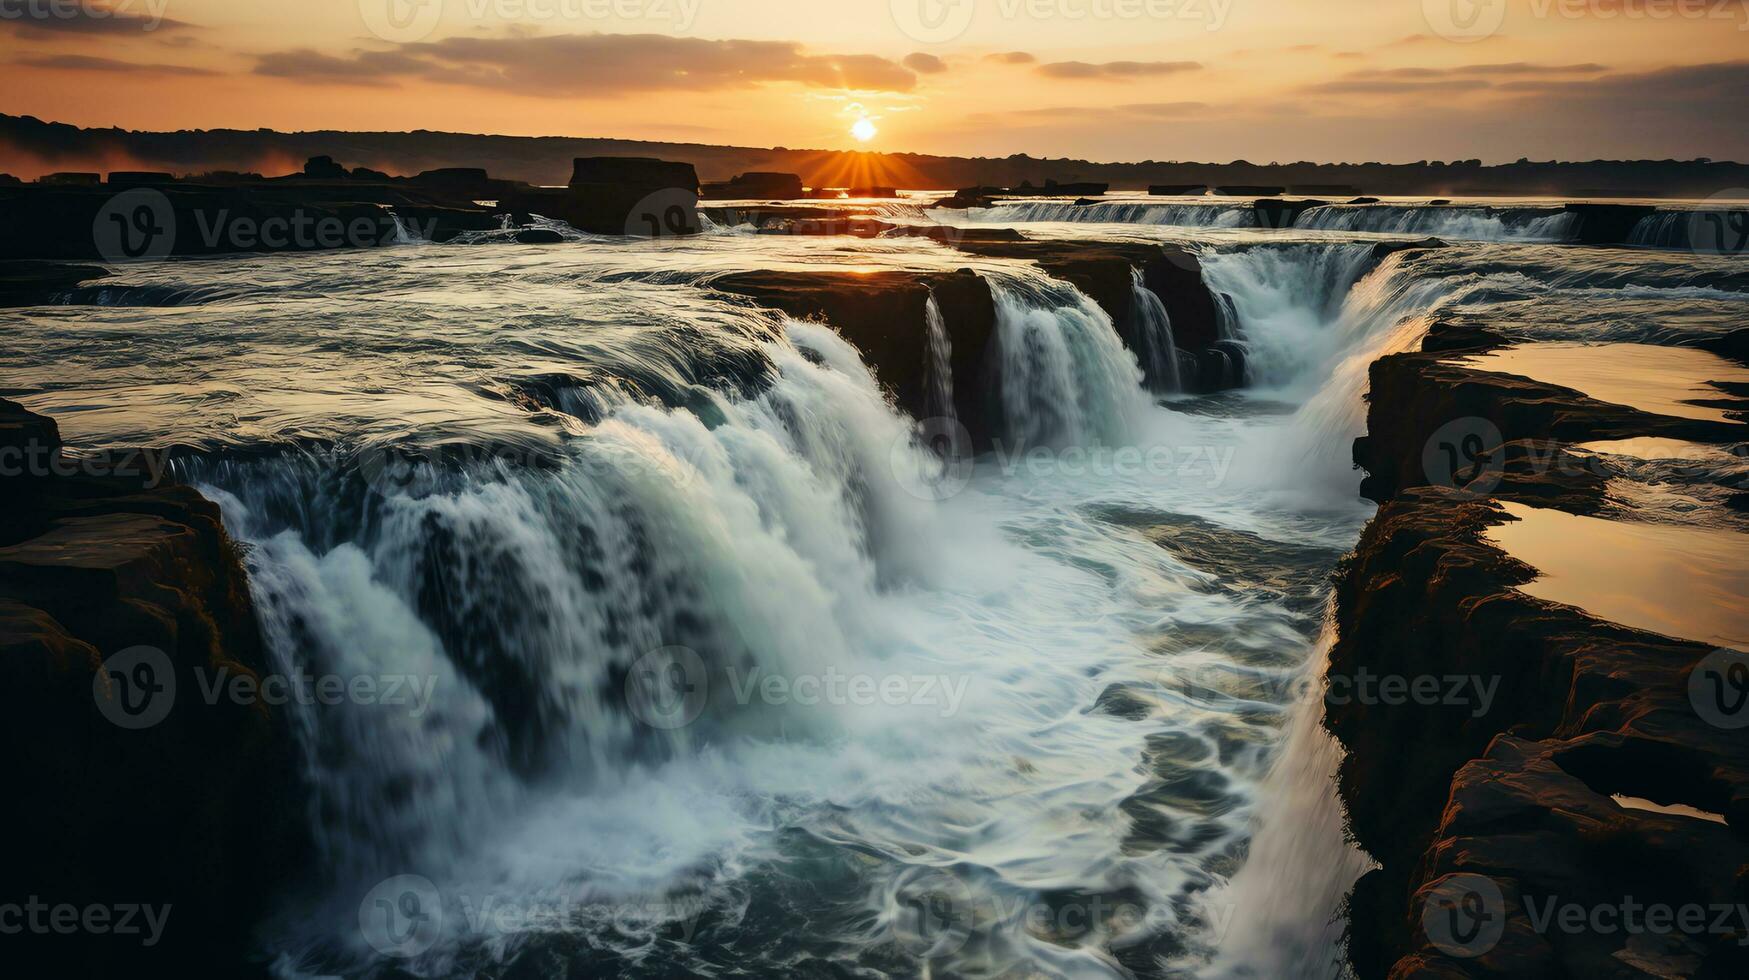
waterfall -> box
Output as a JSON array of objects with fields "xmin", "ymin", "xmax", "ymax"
[
  {"xmin": 987, "ymin": 274, "xmax": 1150, "ymax": 449},
  {"xmin": 1628, "ymin": 208, "xmax": 1749, "ymax": 253},
  {"xmin": 1196, "ymin": 620, "xmax": 1375, "ymax": 980},
  {"xmin": 967, "ymin": 201, "xmax": 1258, "ymax": 227},
  {"xmin": 1197, "ymin": 243, "xmax": 1382, "ymax": 389},
  {"xmin": 1294, "ymin": 204, "xmax": 1578, "ymax": 242},
  {"xmin": 389, "ymin": 211, "xmax": 431, "ymax": 244},
  {"xmin": 1128, "ymin": 267, "xmax": 1183, "ymax": 393},
  {"xmin": 922, "ymin": 291, "xmax": 956, "ymax": 420},
  {"xmin": 193, "ymin": 318, "xmax": 965, "ymax": 970}
]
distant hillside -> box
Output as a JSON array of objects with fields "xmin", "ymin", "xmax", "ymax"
[{"xmin": 3, "ymin": 113, "xmax": 1745, "ymax": 198}]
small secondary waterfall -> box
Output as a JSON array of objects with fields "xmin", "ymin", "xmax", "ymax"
[
  {"xmin": 987, "ymin": 274, "xmax": 1150, "ymax": 448},
  {"xmin": 1198, "ymin": 243, "xmax": 1382, "ymax": 389},
  {"xmin": 1628, "ymin": 208, "xmax": 1749, "ymax": 253},
  {"xmin": 1196, "ymin": 621, "xmax": 1374, "ymax": 980},
  {"xmin": 1295, "ymin": 204, "xmax": 1578, "ymax": 242},
  {"xmin": 922, "ymin": 291, "xmax": 956, "ymax": 420},
  {"xmin": 968, "ymin": 201, "xmax": 1259, "ymax": 227},
  {"xmin": 1129, "ymin": 267, "xmax": 1183, "ymax": 393}
]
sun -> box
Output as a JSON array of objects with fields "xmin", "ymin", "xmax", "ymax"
[{"xmin": 851, "ymin": 118, "xmax": 878, "ymax": 143}]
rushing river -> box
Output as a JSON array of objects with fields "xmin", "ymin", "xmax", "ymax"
[{"xmin": 4, "ymin": 200, "xmax": 1745, "ymax": 979}]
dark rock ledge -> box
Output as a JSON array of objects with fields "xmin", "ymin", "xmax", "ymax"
[
  {"xmin": 0, "ymin": 399, "xmax": 304, "ymax": 976},
  {"xmin": 1332, "ymin": 321, "xmax": 1749, "ymax": 979},
  {"xmin": 713, "ymin": 269, "xmax": 1001, "ymax": 447}
]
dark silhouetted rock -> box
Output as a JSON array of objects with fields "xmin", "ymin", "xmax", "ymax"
[
  {"xmin": 412, "ymin": 167, "xmax": 490, "ymax": 194},
  {"xmin": 1149, "ymin": 184, "xmax": 1206, "ymax": 195},
  {"xmin": 1253, "ymin": 197, "xmax": 1327, "ymax": 228},
  {"xmin": 302, "ymin": 155, "xmax": 345, "ymax": 179},
  {"xmin": 700, "ymin": 171, "xmax": 805, "ymax": 200},
  {"xmin": 570, "ymin": 156, "xmax": 698, "ymax": 193},
  {"xmin": 351, "ymin": 166, "xmax": 391, "ymax": 181},
  {"xmin": 39, "ymin": 172, "xmax": 100, "ymax": 186},
  {"xmin": 1215, "ymin": 185, "xmax": 1282, "ymax": 196},
  {"xmin": 514, "ymin": 228, "xmax": 565, "ymax": 244},
  {"xmin": 0, "ymin": 260, "xmax": 108, "ymax": 306},
  {"xmin": 1562, "ymin": 202, "xmax": 1659, "ymax": 244},
  {"xmin": 107, "ymin": 171, "xmax": 175, "ymax": 186}
]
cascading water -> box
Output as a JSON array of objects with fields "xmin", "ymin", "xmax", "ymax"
[
  {"xmin": 922, "ymin": 291, "xmax": 956, "ymax": 420},
  {"xmin": 967, "ymin": 201, "xmax": 1258, "ymax": 227},
  {"xmin": 986, "ymin": 272, "xmax": 1151, "ymax": 448},
  {"xmin": 1197, "ymin": 243, "xmax": 1383, "ymax": 390},
  {"xmin": 1294, "ymin": 204, "xmax": 1578, "ymax": 242},
  {"xmin": 1129, "ymin": 267, "xmax": 1184, "ymax": 393},
  {"xmin": 9, "ymin": 224, "xmax": 1616, "ymax": 980}
]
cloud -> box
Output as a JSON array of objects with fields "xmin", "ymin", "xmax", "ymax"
[
  {"xmin": 903, "ymin": 52, "xmax": 947, "ymax": 74},
  {"xmin": 0, "ymin": 3, "xmax": 193, "ymax": 36},
  {"xmin": 15, "ymin": 54, "xmax": 216, "ymax": 76},
  {"xmin": 975, "ymin": 101, "xmax": 1209, "ymax": 124},
  {"xmin": 253, "ymin": 32, "xmax": 920, "ymax": 95},
  {"xmin": 1344, "ymin": 63, "xmax": 1607, "ymax": 80},
  {"xmin": 1308, "ymin": 78, "xmax": 1494, "ymax": 95},
  {"xmin": 986, "ymin": 51, "xmax": 1036, "ymax": 64},
  {"xmin": 1305, "ymin": 62, "xmax": 1613, "ymax": 95},
  {"xmin": 1037, "ymin": 60, "xmax": 1201, "ymax": 79}
]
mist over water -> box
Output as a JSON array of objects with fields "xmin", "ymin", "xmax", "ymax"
[{"xmin": 5, "ymin": 212, "xmax": 1742, "ymax": 978}]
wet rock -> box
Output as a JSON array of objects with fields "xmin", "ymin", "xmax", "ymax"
[
  {"xmin": 0, "ymin": 399, "xmax": 304, "ymax": 976},
  {"xmin": 1253, "ymin": 197, "xmax": 1327, "ymax": 228},
  {"xmin": 514, "ymin": 228, "xmax": 566, "ymax": 244},
  {"xmin": 1562, "ymin": 202, "xmax": 1659, "ymax": 245},
  {"xmin": 951, "ymin": 239, "xmax": 1233, "ymax": 392},
  {"xmin": 1353, "ymin": 321, "xmax": 1745, "ymax": 505},
  {"xmin": 711, "ymin": 268, "xmax": 1000, "ymax": 446},
  {"xmin": 1333, "ymin": 322, "xmax": 1749, "ymax": 978},
  {"xmin": 0, "ymin": 259, "xmax": 109, "ymax": 306}
]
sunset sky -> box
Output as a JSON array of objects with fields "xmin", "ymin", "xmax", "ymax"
[{"xmin": 5, "ymin": 0, "xmax": 1748, "ymax": 162}]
